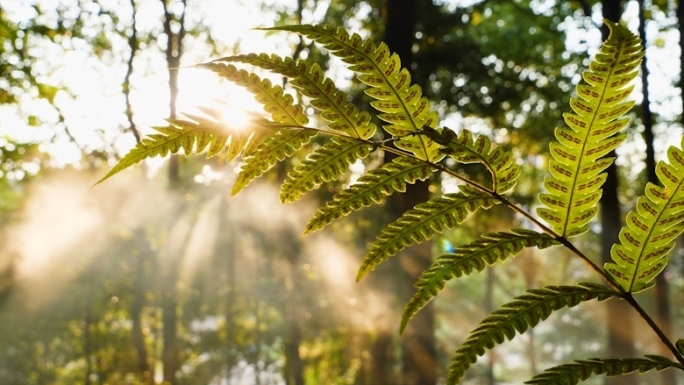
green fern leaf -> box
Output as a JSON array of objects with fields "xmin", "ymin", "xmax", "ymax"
[
  {"xmin": 214, "ymin": 53, "xmax": 376, "ymax": 139},
  {"xmin": 605, "ymin": 136, "xmax": 684, "ymax": 293},
  {"xmin": 280, "ymin": 138, "xmax": 373, "ymax": 203},
  {"xmin": 96, "ymin": 118, "xmax": 236, "ymax": 184},
  {"xmin": 401, "ymin": 229, "xmax": 558, "ymax": 334},
  {"xmin": 447, "ymin": 283, "xmax": 618, "ymax": 385},
  {"xmin": 304, "ymin": 156, "xmax": 436, "ymax": 235},
  {"xmin": 357, "ymin": 185, "xmax": 497, "ymax": 281},
  {"xmin": 525, "ymin": 355, "xmax": 682, "ymax": 385},
  {"xmin": 537, "ymin": 21, "xmax": 643, "ymax": 237},
  {"xmin": 232, "ymin": 129, "xmax": 316, "ymax": 195},
  {"xmin": 265, "ymin": 24, "xmax": 443, "ymax": 162},
  {"xmin": 422, "ymin": 126, "xmax": 521, "ymax": 193},
  {"xmin": 199, "ymin": 63, "xmax": 315, "ymax": 195}
]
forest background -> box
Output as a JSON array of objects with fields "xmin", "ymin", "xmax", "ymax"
[{"xmin": 1, "ymin": 0, "xmax": 684, "ymax": 384}]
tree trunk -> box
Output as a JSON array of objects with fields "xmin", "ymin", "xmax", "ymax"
[
  {"xmin": 637, "ymin": 2, "xmax": 674, "ymax": 384},
  {"xmin": 382, "ymin": 1, "xmax": 438, "ymax": 384},
  {"xmin": 160, "ymin": 1, "xmax": 186, "ymax": 383},
  {"xmin": 284, "ymin": 256, "xmax": 305, "ymax": 385},
  {"xmin": 131, "ymin": 232, "xmax": 153, "ymax": 383},
  {"xmin": 485, "ymin": 268, "xmax": 496, "ymax": 385},
  {"xmin": 600, "ymin": 3, "xmax": 637, "ymax": 385}
]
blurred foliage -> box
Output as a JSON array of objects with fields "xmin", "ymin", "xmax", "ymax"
[{"xmin": 0, "ymin": 0, "xmax": 683, "ymax": 384}]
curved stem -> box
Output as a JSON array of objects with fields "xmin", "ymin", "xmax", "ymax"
[
  {"xmin": 623, "ymin": 293, "xmax": 684, "ymax": 366},
  {"xmin": 265, "ymin": 122, "xmax": 684, "ymax": 366}
]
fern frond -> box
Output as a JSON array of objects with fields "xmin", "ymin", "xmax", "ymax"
[
  {"xmin": 199, "ymin": 63, "xmax": 316, "ymax": 195},
  {"xmin": 422, "ymin": 126, "xmax": 521, "ymax": 193},
  {"xmin": 265, "ymin": 24, "xmax": 443, "ymax": 162},
  {"xmin": 280, "ymin": 138, "xmax": 373, "ymax": 203},
  {"xmin": 214, "ymin": 53, "xmax": 376, "ymax": 139},
  {"xmin": 401, "ymin": 229, "xmax": 558, "ymax": 334},
  {"xmin": 525, "ymin": 355, "xmax": 682, "ymax": 385},
  {"xmin": 232, "ymin": 129, "xmax": 316, "ymax": 195},
  {"xmin": 605, "ymin": 136, "xmax": 684, "ymax": 293},
  {"xmin": 96, "ymin": 118, "xmax": 236, "ymax": 184},
  {"xmin": 537, "ymin": 21, "xmax": 642, "ymax": 237},
  {"xmin": 447, "ymin": 283, "xmax": 618, "ymax": 385},
  {"xmin": 304, "ymin": 156, "xmax": 436, "ymax": 235},
  {"xmin": 357, "ymin": 185, "xmax": 498, "ymax": 281}
]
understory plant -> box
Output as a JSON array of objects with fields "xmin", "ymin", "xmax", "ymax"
[{"xmin": 98, "ymin": 21, "xmax": 684, "ymax": 384}]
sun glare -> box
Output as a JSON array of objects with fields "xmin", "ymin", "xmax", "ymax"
[{"xmin": 176, "ymin": 68, "xmax": 260, "ymax": 132}]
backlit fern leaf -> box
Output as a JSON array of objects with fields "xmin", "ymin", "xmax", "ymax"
[
  {"xmin": 525, "ymin": 355, "xmax": 682, "ymax": 385},
  {"xmin": 266, "ymin": 24, "xmax": 443, "ymax": 162},
  {"xmin": 447, "ymin": 283, "xmax": 618, "ymax": 385},
  {"xmin": 401, "ymin": 229, "xmax": 558, "ymax": 334},
  {"xmin": 605, "ymin": 136, "xmax": 684, "ymax": 293},
  {"xmin": 357, "ymin": 185, "xmax": 497, "ymax": 281},
  {"xmin": 280, "ymin": 138, "xmax": 373, "ymax": 203},
  {"xmin": 422, "ymin": 126, "xmax": 521, "ymax": 193},
  {"xmin": 304, "ymin": 156, "xmax": 436, "ymax": 235},
  {"xmin": 199, "ymin": 63, "xmax": 315, "ymax": 195},
  {"xmin": 96, "ymin": 118, "xmax": 234, "ymax": 184},
  {"xmin": 214, "ymin": 53, "xmax": 376, "ymax": 139},
  {"xmin": 537, "ymin": 22, "xmax": 642, "ymax": 237}
]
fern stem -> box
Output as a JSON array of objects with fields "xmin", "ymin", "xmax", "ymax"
[
  {"xmin": 623, "ymin": 293, "xmax": 684, "ymax": 367},
  {"xmin": 267, "ymin": 123, "xmax": 684, "ymax": 367}
]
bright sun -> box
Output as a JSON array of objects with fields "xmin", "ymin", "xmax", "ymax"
[{"xmin": 176, "ymin": 67, "xmax": 259, "ymax": 132}]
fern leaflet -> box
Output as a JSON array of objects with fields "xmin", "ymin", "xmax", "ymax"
[
  {"xmin": 422, "ymin": 126, "xmax": 521, "ymax": 193},
  {"xmin": 200, "ymin": 63, "xmax": 315, "ymax": 195},
  {"xmin": 265, "ymin": 24, "xmax": 443, "ymax": 162},
  {"xmin": 605, "ymin": 136, "xmax": 684, "ymax": 293},
  {"xmin": 357, "ymin": 185, "xmax": 497, "ymax": 281},
  {"xmin": 447, "ymin": 283, "xmax": 618, "ymax": 385},
  {"xmin": 96, "ymin": 118, "xmax": 235, "ymax": 184},
  {"xmin": 280, "ymin": 138, "xmax": 373, "ymax": 203},
  {"xmin": 304, "ymin": 156, "xmax": 436, "ymax": 235},
  {"xmin": 401, "ymin": 229, "xmax": 558, "ymax": 334},
  {"xmin": 525, "ymin": 355, "xmax": 682, "ymax": 385},
  {"xmin": 214, "ymin": 53, "xmax": 376, "ymax": 139},
  {"xmin": 537, "ymin": 21, "xmax": 642, "ymax": 237}
]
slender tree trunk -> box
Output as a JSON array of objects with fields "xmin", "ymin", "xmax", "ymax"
[
  {"xmin": 159, "ymin": 1, "xmax": 186, "ymax": 383},
  {"xmin": 485, "ymin": 268, "xmax": 496, "ymax": 385},
  {"xmin": 283, "ymin": 243, "xmax": 305, "ymax": 385},
  {"xmin": 636, "ymin": 2, "xmax": 675, "ymax": 384},
  {"xmin": 132, "ymin": 232, "xmax": 153, "ymax": 383},
  {"xmin": 382, "ymin": 1, "xmax": 437, "ymax": 384},
  {"xmin": 600, "ymin": 3, "xmax": 637, "ymax": 385},
  {"xmin": 84, "ymin": 309, "xmax": 93, "ymax": 385}
]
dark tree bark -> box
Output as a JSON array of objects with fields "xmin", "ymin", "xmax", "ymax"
[
  {"xmin": 382, "ymin": 1, "xmax": 437, "ymax": 384},
  {"xmin": 600, "ymin": 3, "xmax": 637, "ymax": 385},
  {"xmin": 159, "ymin": 1, "xmax": 186, "ymax": 383},
  {"xmin": 485, "ymin": 268, "xmax": 496, "ymax": 385},
  {"xmin": 131, "ymin": 232, "xmax": 153, "ymax": 384},
  {"xmin": 636, "ymin": 2, "xmax": 674, "ymax": 384},
  {"xmin": 282, "ymin": 237, "xmax": 305, "ymax": 385}
]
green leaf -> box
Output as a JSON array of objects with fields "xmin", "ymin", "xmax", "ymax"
[
  {"xmin": 422, "ymin": 126, "xmax": 521, "ymax": 193},
  {"xmin": 199, "ymin": 63, "xmax": 315, "ymax": 195},
  {"xmin": 357, "ymin": 185, "xmax": 497, "ymax": 281},
  {"xmin": 280, "ymin": 137, "xmax": 373, "ymax": 203},
  {"xmin": 96, "ymin": 118, "xmax": 238, "ymax": 185},
  {"xmin": 676, "ymin": 339, "xmax": 684, "ymax": 356},
  {"xmin": 447, "ymin": 283, "xmax": 619, "ymax": 384},
  {"xmin": 214, "ymin": 53, "xmax": 376, "ymax": 139},
  {"xmin": 605, "ymin": 135, "xmax": 684, "ymax": 293},
  {"xmin": 537, "ymin": 21, "xmax": 643, "ymax": 237},
  {"xmin": 265, "ymin": 24, "xmax": 443, "ymax": 162},
  {"xmin": 401, "ymin": 229, "xmax": 558, "ymax": 334},
  {"xmin": 304, "ymin": 156, "xmax": 436, "ymax": 235},
  {"xmin": 232, "ymin": 129, "xmax": 316, "ymax": 195},
  {"xmin": 525, "ymin": 355, "xmax": 682, "ymax": 385}
]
